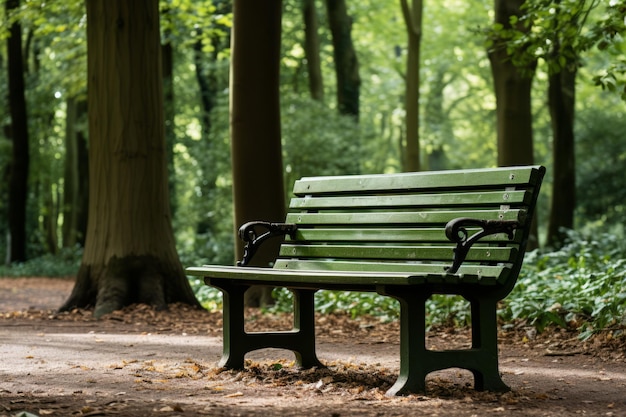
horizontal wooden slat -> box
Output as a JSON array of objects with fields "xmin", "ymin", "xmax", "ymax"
[
  {"xmin": 272, "ymin": 259, "xmax": 507, "ymax": 277},
  {"xmin": 279, "ymin": 244, "xmax": 516, "ymax": 263},
  {"xmin": 290, "ymin": 190, "xmax": 531, "ymax": 210},
  {"xmin": 286, "ymin": 209, "xmax": 525, "ymax": 226},
  {"xmin": 291, "ymin": 228, "xmax": 523, "ymax": 243},
  {"xmin": 293, "ymin": 166, "xmax": 545, "ymax": 195},
  {"xmin": 186, "ymin": 265, "xmax": 505, "ymax": 287}
]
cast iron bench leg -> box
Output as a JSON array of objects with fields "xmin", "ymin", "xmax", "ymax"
[
  {"xmin": 212, "ymin": 282, "xmax": 323, "ymax": 370},
  {"xmin": 216, "ymin": 282, "xmax": 249, "ymax": 369},
  {"xmin": 383, "ymin": 288, "xmax": 431, "ymax": 396},
  {"xmin": 470, "ymin": 297, "xmax": 510, "ymax": 392},
  {"xmin": 291, "ymin": 288, "xmax": 324, "ymax": 368}
]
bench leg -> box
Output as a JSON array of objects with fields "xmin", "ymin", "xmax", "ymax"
[
  {"xmin": 211, "ymin": 281, "xmax": 323, "ymax": 370},
  {"xmin": 469, "ymin": 297, "xmax": 510, "ymax": 392},
  {"xmin": 217, "ymin": 283, "xmax": 249, "ymax": 369},
  {"xmin": 292, "ymin": 288, "xmax": 324, "ymax": 368},
  {"xmin": 384, "ymin": 289, "xmax": 431, "ymax": 396}
]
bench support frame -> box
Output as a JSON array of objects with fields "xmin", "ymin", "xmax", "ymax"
[{"xmin": 211, "ymin": 279, "xmax": 323, "ymax": 369}]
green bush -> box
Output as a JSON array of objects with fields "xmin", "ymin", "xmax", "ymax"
[
  {"xmin": 502, "ymin": 226, "xmax": 626, "ymax": 339},
  {"xmin": 0, "ymin": 246, "xmax": 82, "ymax": 277}
]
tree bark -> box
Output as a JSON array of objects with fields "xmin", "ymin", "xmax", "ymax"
[
  {"xmin": 401, "ymin": 0, "xmax": 423, "ymax": 172},
  {"xmin": 488, "ymin": 0, "xmax": 536, "ymax": 168},
  {"xmin": 546, "ymin": 60, "xmax": 577, "ymax": 247},
  {"xmin": 230, "ymin": 0, "xmax": 285, "ymax": 306},
  {"xmin": 488, "ymin": 0, "xmax": 538, "ymax": 249},
  {"xmin": 325, "ymin": 0, "xmax": 360, "ymax": 118},
  {"xmin": 6, "ymin": 0, "xmax": 30, "ymax": 263},
  {"xmin": 303, "ymin": 0, "xmax": 324, "ymax": 101},
  {"xmin": 62, "ymin": 97, "xmax": 79, "ymax": 248},
  {"xmin": 60, "ymin": 0, "xmax": 200, "ymax": 317},
  {"xmin": 162, "ymin": 8, "xmax": 177, "ymax": 219}
]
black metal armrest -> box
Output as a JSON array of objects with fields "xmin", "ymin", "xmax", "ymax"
[
  {"xmin": 444, "ymin": 218, "xmax": 520, "ymax": 274},
  {"xmin": 237, "ymin": 221, "xmax": 298, "ymax": 266}
]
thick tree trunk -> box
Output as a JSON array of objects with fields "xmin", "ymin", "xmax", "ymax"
[
  {"xmin": 303, "ymin": 0, "xmax": 324, "ymax": 101},
  {"xmin": 230, "ymin": 0, "xmax": 285, "ymax": 306},
  {"xmin": 162, "ymin": 19, "xmax": 177, "ymax": 219},
  {"xmin": 325, "ymin": 0, "xmax": 360, "ymax": 118},
  {"xmin": 60, "ymin": 0, "xmax": 200, "ymax": 317},
  {"xmin": 401, "ymin": 0, "xmax": 423, "ymax": 172},
  {"xmin": 6, "ymin": 0, "xmax": 30, "ymax": 263},
  {"xmin": 547, "ymin": 64, "xmax": 577, "ymax": 247}
]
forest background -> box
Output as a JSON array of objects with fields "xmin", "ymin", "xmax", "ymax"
[{"xmin": 1, "ymin": 0, "xmax": 625, "ymax": 336}]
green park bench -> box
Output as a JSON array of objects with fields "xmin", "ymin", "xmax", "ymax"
[{"xmin": 186, "ymin": 165, "xmax": 546, "ymax": 395}]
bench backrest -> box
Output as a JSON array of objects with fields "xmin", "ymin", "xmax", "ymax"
[{"xmin": 274, "ymin": 166, "xmax": 545, "ymax": 291}]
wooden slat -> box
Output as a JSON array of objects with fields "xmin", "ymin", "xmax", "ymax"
[
  {"xmin": 186, "ymin": 265, "xmax": 505, "ymax": 287},
  {"xmin": 272, "ymin": 259, "xmax": 507, "ymax": 276},
  {"xmin": 286, "ymin": 209, "xmax": 525, "ymax": 226},
  {"xmin": 292, "ymin": 166, "xmax": 544, "ymax": 195},
  {"xmin": 279, "ymin": 244, "xmax": 516, "ymax": 263},
  {"xmin": 290, "ymin": 190, "xmax": 531, "ymax": 210},
  {"xmin": 292, "ymin": 228, "xmax": 523, "ymax": 243}
]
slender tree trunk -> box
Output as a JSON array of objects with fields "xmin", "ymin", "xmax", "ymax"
[
  {"xmin": 76, "ymin": 100, "xmax": 89, "ymax": 246},
  {"xmin": 230, "ymin": 0, "xmax": 285, "ymax": 306},
  {"xmin": 488, "ymin": 0, "xmax": 538, "ymax": 248},
  {"xmin": 488, "ymin": 0, "xmax": 536, "ymax": 167},
  {"xmin": 62, "ymin": 97, "xmax": 79, "ymax": 248},
  {"xmin": 400, "ymin": 0, "xmax": 423, "ymax": 172},
  {"xmin": 61, "ymin": 0, "xmax": 200, "ymax": 317},
  {"xmin": 6, "ymin": 0, "xmax": 30, "ymax": 263},
  {"xmin": 303, "ymin": 0, "xmax": 324, "ymax": 101},
  {"xmin": 325, "ymin": 0, "xmax": 360, "ymax": 118},
  {"xmin": 547, "ymin": 62, "xmax": 577, "ymax": 247}
]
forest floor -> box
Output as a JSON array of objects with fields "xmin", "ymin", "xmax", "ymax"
[{"xmin": 0, "ymin": 277, "xmax": 625, "ymax": 417}]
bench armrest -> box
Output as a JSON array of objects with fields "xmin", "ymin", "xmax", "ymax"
[
  {"xmin": 444, "ymin": 218, "xmax": 520, "ymax": 274},
  {"xmin": 237, "ymin": 221, "xmax": 298, "ymax": 266}
]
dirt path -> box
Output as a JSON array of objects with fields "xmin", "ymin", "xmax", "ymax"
[{"xmin": 1, "ymin": 277, "xmax": 625, "ymax": 416}]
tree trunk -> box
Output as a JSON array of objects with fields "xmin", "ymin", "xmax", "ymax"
[
  {"xmin": 62, "ymin": 97, "xmax": 79, "ymax": 248},
  {"xmin": 60, "ymin": 0, "xmax": 200, "ymax": 317},
  {"xmin": 303, "ymin": 0, "xmax": 324, "ymax": 101},
  {"xmin": 488, "ymin": 0, "xmax": 536, "ymax": 168},
  {"xmin": 325, "ymin": 0, "xmax": 360, "ymax": 118},
  {"xmin": 6, "ymin": 0, "xmax": 30, "ymax": 263},
  {"xmin": 488, "ymin": 0, "xmax": 538, "ymax": 248},
  {"xmin": 401, "ymin": 0, "xmax": 423, "ymax": 172},
  {"xmin": 162, "ymin": 10, "xmax": 177, "ymax": 219},
  {"xmin": 76, "ymin": 100, "xmax": 89, "ymax": 246},
  {"xmin": 230, "ymin": 0, "xmax": 285, "ymax": 306},
  {"xmin": 546, "ymin": 62, "xmax": 577, "ymax": 247}
]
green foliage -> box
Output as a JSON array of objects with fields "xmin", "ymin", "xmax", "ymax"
[
  {"xmin": 575, "ymin": 105, "xmax": 626, "ymax": 225},
  {"xmin": 0, "ymin": 246, "xmax": 82, "ymax": 277},
  {"xmin": 502, "ymin": 227, "xmax": 626, "ymax": 339}
]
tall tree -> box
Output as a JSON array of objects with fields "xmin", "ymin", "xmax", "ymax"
[
  {"xmin": 545, "ymin": 2, "xmax": 579, "ymax": 248},
  {"xmin": 61, "ymin": 0, "xmax": 200, "ymax": 317},
  {"xmin": 230, "ymin": 0, "xmax": 285, "ymax": 305},
  {"xmin": 303, "ymin": 0, "xmax": 324, "ymax": 101},
  {"xmin": 488, "ymin": 0, "xmax": 536, "ymax": 168},
  {"xmin": 400, "ymin": 0, "xmax": 423, "ymax": 172},
  {"xmin": 325, "ymin": 0, "xmax": 360, "ymax": 118},
  {"xmin": 5, "ymin": 0, "xmax": 30, "ymax": 263}
]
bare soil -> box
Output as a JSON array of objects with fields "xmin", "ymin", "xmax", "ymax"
[{"xmin": 1, "ymin": 277, "xmax": 625, "ymax": 417}]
